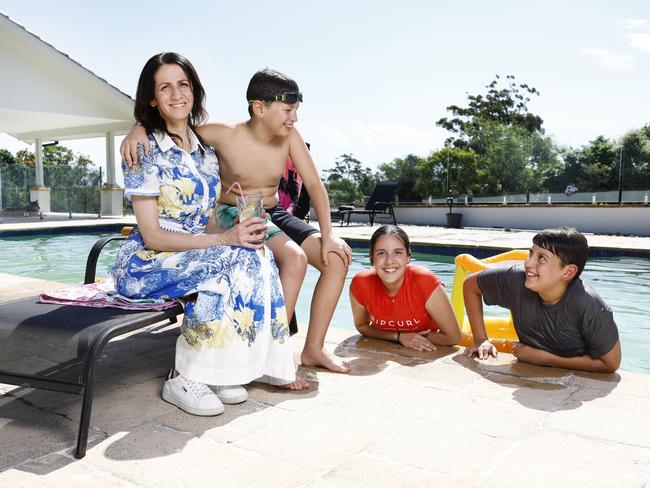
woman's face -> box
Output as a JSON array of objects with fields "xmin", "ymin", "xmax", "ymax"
[
  {"xmin": 371, "ymin": 234, "xmax": 411, "ymax": 287},
  {"xmin": 150, "ymin": 63, "xmax": 194, "ymax": 125}
]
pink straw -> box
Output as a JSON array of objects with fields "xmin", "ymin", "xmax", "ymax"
[{"xmin": 224, "ymin": 181, "xmax": 244, "ymax": 196}]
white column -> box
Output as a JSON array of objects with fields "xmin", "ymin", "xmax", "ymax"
[
  {"xmin": 34, "ymin": 138, "xmax": 44, "ymax": 187},
  {"xmin": 100, "ymin": 132, "xmax": 124, "ymax": 216},
  {"xmin": 105, "ymin": 131, "xmax": 116, "ymax": 187},
  {"xmin": 29, "ymin": 138, "xmax": 50, "ymax": 213}
]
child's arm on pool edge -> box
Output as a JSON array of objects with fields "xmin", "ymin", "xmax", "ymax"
[
  {"xmin": 349, "ymin": 292, "xmax": 435, "ymax": 352},
  {"xmin": 463, "ymin": 272, "xmax": 498, "ymax": 359},
  {"xmin": 423, "ymin": 286, "xmax": 461, "ymax": 346},
  {"xmin": 511, "ymin": 341, "xmax": 621, "ymax": 373}
]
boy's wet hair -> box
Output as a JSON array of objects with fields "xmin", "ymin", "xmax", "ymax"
[
  {"xmin": 246, "ymin": 68, "xmax": 299, "ymax": 117},
  {"xmin": 134, "ymin": 52, "xmax": 207, "ymax": 141},
  {"xmin": 533, "ymin": 227, "xmax": 589, "ymax": 278},
  {"xmin": 369, "ymin": 225, "xmax": 412, "ymax": 264}
]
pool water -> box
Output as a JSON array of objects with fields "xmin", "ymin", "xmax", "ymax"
[{"xmin": 2, "ymin": 233, "xmax": 649, "ymax": 374}]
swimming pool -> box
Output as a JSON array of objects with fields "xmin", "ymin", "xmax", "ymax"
[{"xmin": 2, "ymin": 233, "xmax": 649, "ymax": 374}]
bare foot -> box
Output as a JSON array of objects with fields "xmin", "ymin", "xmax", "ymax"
[
  {"xmin": 279, "ymin": 375, "xmax": 310, "ymax": 390},
  {"xmin": 301, "ymin": 348, "xmax": 351, "ymax": 373}
]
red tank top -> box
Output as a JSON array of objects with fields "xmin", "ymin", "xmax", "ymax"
[{"xmin": 350, "ymin": 265, "xmax": 443, "ymax": 332}]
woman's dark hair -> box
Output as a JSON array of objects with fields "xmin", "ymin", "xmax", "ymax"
[
  {"xmin": 369, "ymin": 225, "xmax": 411, "ymax": 264},
  {"xmin": 134, "ymin": 52, "xmax": 208, "ymax": 142},
  {"xmin": 532, "ymin": 227, "xmax": 589, "ymax": 278}
]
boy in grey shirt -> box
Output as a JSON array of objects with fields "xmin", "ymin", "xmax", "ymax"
[{"xmin": 463, "ymin": 227, "xmax": 621, "ymax": 373}]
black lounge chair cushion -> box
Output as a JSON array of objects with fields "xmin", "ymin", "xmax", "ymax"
[{"xmin": 0, "ymin": 297, "xmax": 182, "ymax": 384}]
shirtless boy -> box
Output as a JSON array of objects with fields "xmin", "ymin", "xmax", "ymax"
[{"xmin": 121, "ymin": 68, "xmax": 352, "ymax": 373}]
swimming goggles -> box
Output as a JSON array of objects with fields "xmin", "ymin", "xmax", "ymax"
[{"xmin": 248, "ymin": 92, "xmax": 303, "ymax": 105}]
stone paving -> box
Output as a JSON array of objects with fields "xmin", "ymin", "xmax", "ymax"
[
  {"xmin": 1, "ymin": 218, "xmax": 650, "ymax": 486},
  {"xmin": 1, "ymin": 279, "xmax": 649, "ymax": 487}
]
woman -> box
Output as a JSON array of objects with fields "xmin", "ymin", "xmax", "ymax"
[
  {"xmin": 112, "ymin": 53, "xmax": 304, "ymax": 417},
  {"xmin": 350, "ymin": 225, "xmax": 461, "ymax": 351}
]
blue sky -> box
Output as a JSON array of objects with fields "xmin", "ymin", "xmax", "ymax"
[{"xmin": 1, "ymin": 0, "xmax": 649, "ymax": 181}]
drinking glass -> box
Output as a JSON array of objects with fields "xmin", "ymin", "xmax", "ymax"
[{"xmin": 236, "ymin": 194, "xmax": 265, "ymax": 244}]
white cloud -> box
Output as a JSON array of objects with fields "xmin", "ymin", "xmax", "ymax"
[
  {"xmin": 627, "ymin": 33, "xmax": 650, "ymax": 52},
  {"xmin": 581, "ymin": 47, "xmax": 633, "ymax": 69},
  {"xmin": 624, "ymin": 18, "xmax": 649, "ymax": 30}
]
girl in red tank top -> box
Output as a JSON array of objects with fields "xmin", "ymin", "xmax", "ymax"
[{"xmin": 349, "ymin": 226, "xmax": 461, "ymax": 351}]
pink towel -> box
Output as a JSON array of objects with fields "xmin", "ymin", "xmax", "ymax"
[{"xmin": 39, "ymin": 279, "xmax": 178, "ymax": 311}]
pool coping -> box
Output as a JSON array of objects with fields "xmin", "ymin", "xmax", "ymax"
[
  {"xmin": 344, "ymin": 237, "xmax": 650, "ymax": 259},
  {"xmin": 2, "ymin": 218, "xmax": 650, "ymax": 258}
]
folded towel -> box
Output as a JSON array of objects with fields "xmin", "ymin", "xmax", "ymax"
[{"xmin": 39, "ymin": 279, "xmax": 178, "ymax": 311}]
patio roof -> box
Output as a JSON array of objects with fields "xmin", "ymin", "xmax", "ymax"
[{"xmin": 0, "ymin": 11, "xmax": 134, "ymax": 143}]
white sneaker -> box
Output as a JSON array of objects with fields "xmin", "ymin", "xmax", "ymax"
[
  {"xmin": 212, "ymin": 385, "xmax": 248, "ymax": 404},
  {"xmin": 162, "ymin": 374, "xmax": 224, "ymax": 416}
]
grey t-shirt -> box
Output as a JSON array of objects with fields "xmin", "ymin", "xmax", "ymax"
[{"xmin": 477, "ymin": 265, "xmax": 619, "ymax": 358}]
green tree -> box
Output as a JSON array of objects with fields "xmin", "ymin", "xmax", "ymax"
[
  {"xmin": 466, "ymin": 119, "xmax": 560, "ymax": 194},
  {"xmin": 436, "ymin": 74, "xmax": 544, "ymax": 149},
  {"xmin": 11, "ymin": 146, "xmax": 86, "ymax": 167},
  {"xmin": 528, "ymin": 129, "xmax": 563, "ymax": 191},
  {"xmin": 1, "ymin": 149, "xmax": 31, "ymax": 209},
  {"xmin": 323, "ymin": 153, "xmax": 378, "ymax": 205},
  {"xmin": 0, "ymin": 149, "xmax": 16, "ymax": 165},
  {"xmin": 45, "ymin": 151, "xmax": 100, "ymax": 213},
  {"xmin": 546, "ymin": 137, "xmax": 618, "ymax": 193},
  {"xmin": 325, "ymin": 178, "xmax": 363, "ymax": 206},
  {"xmin": 1, "ymin": 145, "xmax": 100, "ymax": 212},
  {"xmin": 415, "ymin": 148, "xmax": 484, "ymax": 198},
  {"xmin": 582, "ymin": 137, "xmax": 617, "ymax": 191},
  {"xmin": 16, "ymin": 149, "xmax": 35, "ymax": 165},
  {"xmin": 618, "ymin": 126, "xmax": 650, "ymax": 190},
  {"xmin": 434, "ymin": 75, "xmax": 562, "ymax": 196},
  {"xmin": 377, "ymin": 154, "xmax": 422, "ymax": 202},
  {"xmin": 43, "ymin": 145, "xmax": 75, "ymax": 166}
]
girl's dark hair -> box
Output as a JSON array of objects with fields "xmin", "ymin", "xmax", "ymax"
[
  {"xmin": 134, "ymin": 52, "xmax": 208, "ymax": 143},
  {"xmin": 369, "ymin": 225, "xmax": 412, "ymax": 264}
]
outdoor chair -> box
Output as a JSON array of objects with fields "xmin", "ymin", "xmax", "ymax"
[
  {"xmin": 0, "ymin": 234, "xmax": 183, "ymax": 459},
  {"xmin": 0, "ymin": 230, "xmax": 301, "ymax": 459},
  {"xmin": 339, "ymin": 181, "xmax": 398, "ymax": 226}
]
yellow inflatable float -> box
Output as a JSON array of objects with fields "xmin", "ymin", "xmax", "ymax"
[{"xmin": 451, "ymin": 249, "xmax": 529, "ymax": 353}]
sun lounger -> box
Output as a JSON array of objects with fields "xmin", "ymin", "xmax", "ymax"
[
  {"xmin": 0, "ymin": 234, "xmax": 183, "ymax": 458},
  {"xmin": 338, "ymin": 181, "xmax": 398, "ymax": 226}
]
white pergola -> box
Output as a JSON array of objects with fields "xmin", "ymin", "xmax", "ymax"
[{"xmin": 0, "ymin": 12, "xmax": 134, "ymax": 215}]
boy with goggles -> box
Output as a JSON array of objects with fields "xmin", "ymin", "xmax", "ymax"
[{"xmin": 121, "ymin": 68, "xmax": 352, "ymax": 374}]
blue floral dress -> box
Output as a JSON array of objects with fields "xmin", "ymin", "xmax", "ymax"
[{"xmin": 112, "ymin": 130, "xmax": 295, "ymax": 386}]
